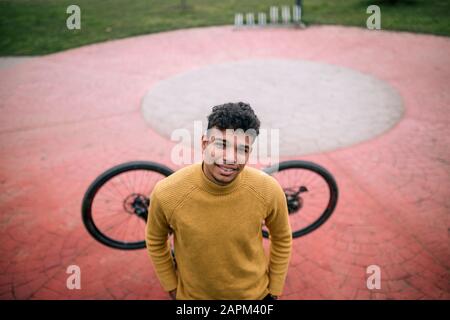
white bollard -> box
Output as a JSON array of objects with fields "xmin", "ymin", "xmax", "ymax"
[
  {"xmin": 234, "ymin": 13, "xmax": 243, "ymax": 27},
  {"xmin": 258, "ymin": 12, "xmax": 267, "ymax": 26},
  {"xmin": 270, "ymin": 6, "xmax": 279, "ymax": 24},
  {"xmin": 292, "ymin": 5, "xmax": 301, "ymax": 24},
  {"xmin": 246, "ymin": 13, "xmax": 255, "ymax": 26},
  {"xmin": 281, "ymin": 6, "xmax": 291, "ymax": 24}
]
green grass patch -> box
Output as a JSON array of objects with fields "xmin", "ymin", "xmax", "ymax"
[{"xmin": 0, "ymin": 0, "xmax": 448, "ymax": 55}]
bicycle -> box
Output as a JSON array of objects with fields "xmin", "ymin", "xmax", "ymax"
[{"xmin": 82, "ymin": 160, "xmax": 338, "ymax": 250}]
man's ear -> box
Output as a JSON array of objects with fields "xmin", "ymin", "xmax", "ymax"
[{"xmin": 201, "ymin": 135, "xmax": 208, "ymax": 151}]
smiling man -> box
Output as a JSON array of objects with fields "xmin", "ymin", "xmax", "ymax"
[{"xmin": 146, "ymin": 102, "xmax": 292, "ymax": 300}]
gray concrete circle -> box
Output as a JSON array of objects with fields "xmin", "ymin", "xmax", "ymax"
[
  {"xmin": 141, "ymin": 59, "xmax": 403, "ymax": 156},
  {"xmin": 0, "ymin": 57, "xmax": 35, "ymax": 70}
]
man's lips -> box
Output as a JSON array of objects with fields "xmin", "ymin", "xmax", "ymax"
[
  {"xmin": 215, "ymin": 163, "xmax": 238, "ymax": 175},
  {"xmin": 215, "ymin": 163, "xmax": 238, "ymax": 170}
]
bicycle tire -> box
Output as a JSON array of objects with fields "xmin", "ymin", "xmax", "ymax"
[
  {"xmin": 262, "ymin": 160, "xmax": 338, "ymax": 238},
  {"xmin": 81, "ymin": 161, "xmax": 173, "ymax": 250}
]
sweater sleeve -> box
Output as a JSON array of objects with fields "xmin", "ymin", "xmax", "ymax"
[
  {"xmin": 145, "ymin": 188, "xmax": 178, "ymax": 291},
  {"xmin": 264, "ymin": 179, "xmax": 293, "ymax": 296}
]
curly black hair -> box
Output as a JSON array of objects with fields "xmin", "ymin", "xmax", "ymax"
[{"xmin": 206, "ymin": 102, "xmax": 260, "ymax": 136}]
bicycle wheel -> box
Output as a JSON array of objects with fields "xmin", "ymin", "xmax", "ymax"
[
  {"xmin": 262, "ymin": 160, "xmax": 338, "ymax": 238},
  {"xmin": 82, "ymin": 161, "xmax": 173, "ymax": 250}
]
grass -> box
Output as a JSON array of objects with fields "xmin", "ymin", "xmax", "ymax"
[{"xmin": 0, "ymin": 0, "xmax": 449, "ymax": 56}]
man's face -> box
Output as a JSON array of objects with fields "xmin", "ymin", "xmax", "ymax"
[{"xmin": 201, "ymin": 127, "xmax": 254, "ymax": 185}]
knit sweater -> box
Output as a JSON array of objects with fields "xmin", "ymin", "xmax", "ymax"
[{"xmin": 145, "ymin": 162, "xmax": 292, "ymax": 300}]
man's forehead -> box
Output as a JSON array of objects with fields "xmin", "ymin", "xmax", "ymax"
[{"xmin": 207, "ymin": 128, "xmax": 252, "ymax": 142}]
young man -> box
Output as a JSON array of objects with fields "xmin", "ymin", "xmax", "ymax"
[{"xmin": 146, "ymin": 102, "xmax": 292, "ymax": 300}]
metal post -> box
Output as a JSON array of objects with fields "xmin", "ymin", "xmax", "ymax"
[
  {"xmin": 296, "ymin": 0, "xmax": 302, "ymax": 18},
  {"xmin": 295, "ymin": 0, "xmax": 305, "ymax": 28}
]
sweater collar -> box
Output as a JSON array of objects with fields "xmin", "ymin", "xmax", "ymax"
[{"xmin": 198, "ymin": 162, "xmax": 243, "ymax": 195}]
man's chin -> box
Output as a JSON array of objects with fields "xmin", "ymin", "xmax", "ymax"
[{"xmin": 213, "ymin": 171, "xmax": 237, "ymax": 184}]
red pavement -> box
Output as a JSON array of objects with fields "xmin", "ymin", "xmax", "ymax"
[{"xmin": 0, "ymin": 25, "xmax": 449, "ymax": 300}]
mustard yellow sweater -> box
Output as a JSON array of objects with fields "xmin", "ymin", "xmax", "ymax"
[{"xmin": 145, "ymin": 162, "xmax": 292, "ymax": 300}]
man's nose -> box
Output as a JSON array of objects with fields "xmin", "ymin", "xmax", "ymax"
[{"xmin": 223, "ymin": 147, "xmax": 237, "ymax": 164}]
